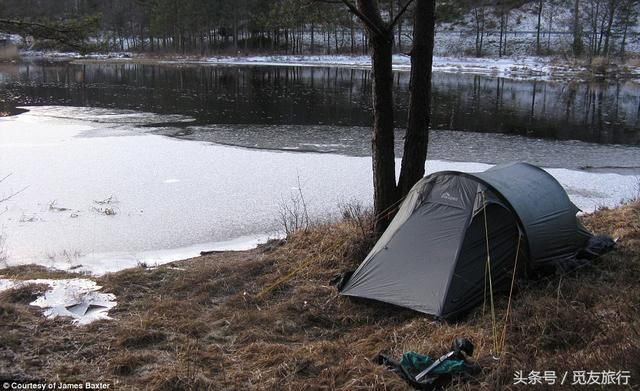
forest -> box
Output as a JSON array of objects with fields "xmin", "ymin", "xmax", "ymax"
[{"xmin": 0, "ymin": 1, "xmax": 639, "ymax": 58}]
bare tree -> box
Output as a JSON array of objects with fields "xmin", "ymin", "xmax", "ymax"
[
  {"xmin": 535, "ymin": 0, "xmax": 543, "ymax": 55},
  {"xmin": 573, "ymin": 0, "xmax": 584, "ymax": 55},
  {"xmin": 617, "ymin": 0, "xmax": 640, "ymax": 58},
  {"xmin": 471, "ymin": 5, "xmax": 487, "ymax": 57},
  {"xmin": 601, "ymin": 0, "xmax": 620, "ymax": 57}
]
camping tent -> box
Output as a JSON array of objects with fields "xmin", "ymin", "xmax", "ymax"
[{"xmin": 339, "ymin": 162, "xmax": 592, "ymax": 320}]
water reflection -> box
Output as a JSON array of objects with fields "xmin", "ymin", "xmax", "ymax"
[
  {"xmin": 0, "ymin": 60, "xmax": 638, "ymax": 145},
  {"xmin": 434, "ymin": 75, "xmax": 640, "ymax": 144}
]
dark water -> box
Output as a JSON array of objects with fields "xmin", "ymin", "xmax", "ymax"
[{"xmin": 0, "ymin": 59, "xmax": 639, "ymax": 147}]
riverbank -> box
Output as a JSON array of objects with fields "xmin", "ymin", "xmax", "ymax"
[
  {"xmin": 1, "ymin": 200, "xmax": 638, "ymax": 389},
  {"xmin": 19, "ymin": 51, "xmax": 640, "ymax": 81}
]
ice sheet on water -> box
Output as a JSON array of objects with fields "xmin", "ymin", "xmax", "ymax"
[
  {"xmin": 0, "ymin": 106, "xmax": 637, "ymax": 275},
  {"xmin": 61, "ymin": 233, "xmax": 275, "ymax": 275},
  {"xmin": 22, "ymin": 105, "xmax": 195, "ymax": 124},
  {"xmin": 155, "ymin": 123, "xmax": 640, "ymax": 172}
]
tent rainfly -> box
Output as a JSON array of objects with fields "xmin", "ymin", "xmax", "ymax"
[{"xmin": 339, "ymin": 162, "xmax": 593, "ymax": 320}]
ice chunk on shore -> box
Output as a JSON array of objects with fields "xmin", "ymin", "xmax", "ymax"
[{"xmin": 0, "ymin": 278, "xmax": 117, "ymax": 325}]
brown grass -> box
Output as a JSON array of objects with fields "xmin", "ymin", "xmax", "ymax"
[
  {"xmin": 0, "ymin": 283, "xmax": 49, "ymax": 304},
  {"xmin": 1, "ymin": 203, "xmax": 639, "ymax": 389},
  {"xmin": 0, "ymin": 264, "xmax": 84, "ymax": 280}
]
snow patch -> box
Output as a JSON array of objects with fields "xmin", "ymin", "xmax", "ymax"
[
  {"xmin": 0, "ymin": 278, "xmax": 117, "ymax": 325},
  {"xmin": 157, "ymin": 54, "xmax": 614, "ymax": 80}
]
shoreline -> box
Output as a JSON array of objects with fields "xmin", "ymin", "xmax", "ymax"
[{"xmin": 16, "ymin": 51, "xmax": 640, "ymax": 81}]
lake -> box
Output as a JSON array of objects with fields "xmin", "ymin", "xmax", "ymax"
[
  {"xmin": 2, "ymin": 60, "xmax": 640, "ymax": 145},
  {"xmin": 0, "ymin": 59, "xmax": 638, "ymax": 273}
]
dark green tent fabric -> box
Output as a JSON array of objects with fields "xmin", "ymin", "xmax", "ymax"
[
  {"xmin": 473, "ymin": 162, "xmax": 591, "ymax": 267},
  {"xmin": 340, "ymin": 162, "xmax": 592, "ymax": 319}
]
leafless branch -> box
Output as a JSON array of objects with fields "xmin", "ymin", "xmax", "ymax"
[
  {"xmin": 0, "ymin": 18, "xmax": 78, "ymax": 34},
  {"xmin": 389, "ymin": 0, "xmax": 415, "ymax": 29},
  {"xmin": 340, "ymin": 0, "xmax": 389, "ymax": 38},
  {"xmin": 278, "ymin": 175, "xmax": 311, "ymax": 235},
  {"xmin": 0, "ymin": 17, "xmax": 98, "ymax": 51},
  {"xmin": 0, "ymin": 174, "xmax": 28, "ymax": 204}
]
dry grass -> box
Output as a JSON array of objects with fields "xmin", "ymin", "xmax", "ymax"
[
  {"xmin": 0, "ymin": 203, "xmax": 639, "ymax": 389},
  {"xmin": 0, "ymin": 264, "xmax": 85, "ymax": 280}
]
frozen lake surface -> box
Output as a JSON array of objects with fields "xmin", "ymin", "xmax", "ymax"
[{"xmin": 0, "ymin": 106, "xmax": 638, "ymax": 274}]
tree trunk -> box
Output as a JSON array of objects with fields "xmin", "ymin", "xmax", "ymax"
[
  {"xmin": 547, "ymin": 9, "xmax": 553, "ymax": 52},
  {"xmin": 602, "ymin": 0, "xmax": 617, "ymax": 57},
  {"xmin": 275, "ymin": 28, "xmax": 279, "ymax": 51},
  {"xmin": 311, "ymin": 22, "xmax": 315, "ymax": 53},
  {"xmin": 370, "ymin": 33, "xmax": 397, "ymax": 233},
  {"xmin": 362, "ymin": 33, "xmax": 367, "ymax": 55},
  {"xmin": 474, "ymin": 9, "xmax": 480, "ymax": 56},
  {"xmin": 620, "ymin": 20, "xmax": 628, "ymax": 59},
  {"xmin": 588, "ymin": 3, "xmax": 597, "ymax": 60},
  {"xmin": 397, "ymin": 19, "xmax": 402, "ymax": 52},
  {"xmin": 536, "ymin": 0, "xmax": 543, "ymax": 55},
  {"xmin": 354, "ymin": 0, "xmax": 398, "ymax": 234},
  {"xmin": 504, "ymin": 11, "xmax": 509, "ymax": 55},
  {"xmin": 326, "ymin": 28, "xmax": 330, "ymax": 54},
  {"xmin": 572, "ymin": 0, "xmax": 583, "ymax": 56},
  {"xmin": 498, "ymin": 10, "xmax": 504, "ymax": 57},
  {"xmin": 398, "ymin": 0, "xmax": 435, "ymax": 197},
  {"xmin": 233, "ymin": 9, "xmax": 238, "ymax": 51},
  {"xmin": 474, "ymin": 7, "xmax": 485, "ymax": 57},
  {"xmin": 388, "ymin": 0, "xmax": 394, "ymax": 51},
  {"xmin": 350, "ymin": 19, "xmax": 355, "ymax": 53},
  {"xmin": 285, "ymin": 28, "xmax": 289, "ymax": 53},
  {"xmin": 140, "ymin": 22, "xmax": 145, "ymax": 51},
  {"xmin": 596, "ymin": 3, "xmax": 605, "ymax": 55}
]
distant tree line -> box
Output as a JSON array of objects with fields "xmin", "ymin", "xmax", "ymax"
[
  {"xmin": 0, "ymin": 0, "xmax": 638, "ymax": 58},
  {"xmin": 447, "ymin": 0, "xmax": 640, "ymax": 59}
]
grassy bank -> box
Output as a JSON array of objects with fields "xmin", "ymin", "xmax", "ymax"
[{"xmin": 1, "ymin": 201, "xmax": 639, "ymax": 390}]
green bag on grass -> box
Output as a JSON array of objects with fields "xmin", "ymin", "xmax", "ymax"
[{"xmin": 399, "ymin": 351, "xmax": 469, "ymax": 376}]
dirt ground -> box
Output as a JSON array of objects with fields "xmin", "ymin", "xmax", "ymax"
[{"xmin": 1, "ymin": 201, "xmax": 639, "ymax": 390}]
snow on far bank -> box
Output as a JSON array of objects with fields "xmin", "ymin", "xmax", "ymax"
[
  {"xmin": 163, "ymin": 54, "xmax": 596, "ymax": 80},
  {"xmin": 126, "ymin": 53, "xmax": 638, "ymax": 81},
  {"xmin": 21, "ymin": 50, "xmax": 629, "ymax": 81},
  {"xmin": 20, "ymin": 50, "xmax": 134, "ymax": 60},
  {"xmin": 0, "ymin": 278, "xmax": 116, "ymax": 325}
]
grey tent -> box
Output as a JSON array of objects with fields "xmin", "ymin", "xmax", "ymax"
[{"xmin": 340, "ymin": 162, "xmax": 592, "ymax": 320}]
